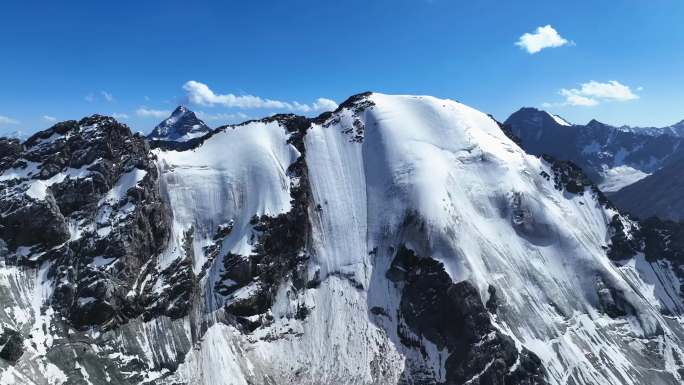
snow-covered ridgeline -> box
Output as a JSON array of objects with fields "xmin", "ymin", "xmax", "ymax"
[{"xmin": 153, "ymin": 119, "xmax": 301, "ymax": 310}]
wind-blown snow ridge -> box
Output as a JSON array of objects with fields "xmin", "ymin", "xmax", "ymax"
[{"xmin": 550, "ymin": 113, "xmax": 571, "ymax": 126}]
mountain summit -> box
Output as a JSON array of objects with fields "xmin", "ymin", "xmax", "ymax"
[{"xmin": 147, "ymin": 106, "xmax": 211, "ymax": 141}]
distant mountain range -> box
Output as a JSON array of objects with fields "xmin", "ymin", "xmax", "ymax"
[
  {"xmin": 610, "ymin": 152, "xmax": 684, "ymax": 220},
  {"xmin": 505, "ymin": 107, "xmax": 684, "ymax": 193}
]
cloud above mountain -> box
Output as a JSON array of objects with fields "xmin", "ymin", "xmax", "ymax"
[
  {"xmin": 183, "ymin": 80, "xmax": 338, "ymax": 113},
  {"xmin": 559, "ymin": 80, "xmax": 639, "ymax": 106},
  {"xmin": 0, "ymin": 115, "xmax": 19, "ymax": 125},
  {"xmin": 516, "ymin": 25, "xmax": 570, "ymax": 54},
  {"xmin": 136, "ymin": 107, "xmax": 171, "ymax": 118},
  {"xmin": 101, "ymin": 91, "xmax": 114, "ymax": 102}
]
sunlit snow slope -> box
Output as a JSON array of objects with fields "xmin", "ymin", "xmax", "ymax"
[
  {"xmin": 153, "ymin": 94, "xmax": 684, "ymax": 385},
  {"xmin": 2, "ymin": 93, "xmax": 684, "ymax": 385}
]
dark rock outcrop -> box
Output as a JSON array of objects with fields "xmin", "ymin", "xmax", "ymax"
[
  {"xmin": 390, "ymin": 246, "xmax": 547, "ymax": 385},
  {"xmin": 0, "ymin": 327, "xmax": 23, "ymax": 363},
  {"xmin": 0, "ymin": 115, "xmax": 171, "ymax": 329}
]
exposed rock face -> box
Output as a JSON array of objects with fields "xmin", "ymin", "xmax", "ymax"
[
  {"xmin": 389, "ymin": 246, "xmax": 547, "ymax": 385},
  {"xmin": 605, "ymin": 215, "xmax": 684, "ymax": 316},
  {"xmin": 0, "ymin": 327, "xmax": 23, "ymax": 363},
  {"xmin": 0, "ymin": 138, "xmax": 22, "ymax": 169},
  {"xmin": 148, "ymin": 106, "xmax": 211, "ymax": 142},
  {"xmin": 0, "ymin": 115, "xmax": 171, "ymax": 330}
]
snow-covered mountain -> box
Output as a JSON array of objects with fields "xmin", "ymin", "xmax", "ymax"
[
  {"xmin": 2, "ymin": 93, "xmax": 684, "ymax": 385},
  {"xmin": 616, "ymin": 119, "xmax": 684, "ymax": 137},
  {"xmin": 504, "ymin": 107, "xmax": 684, "ymax": 193},
  {"xmin": 147, "ymin": 106, "xmax": 211, "ymax": 142}
]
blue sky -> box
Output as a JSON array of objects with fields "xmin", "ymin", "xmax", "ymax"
[{"xmin": 1, "ymin": 0, "xmax": 683, "ymax": 136}]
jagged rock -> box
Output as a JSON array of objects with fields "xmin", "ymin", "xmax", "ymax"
[
  {"xmin": 606, "ymin": 214, "xmax": 641, "ymax": 261},
  {"xmin": 0, "ymin": 193, "xmax": 70, "ymax": 251},
  {"xmin": 0, "ymin": 137, "xmax": 22, "ymax": 170},
  {"xmin": 391, "ymin": 246, "xmax": 547, "ymax": 385},
  {"xmin": 142, "ymin": 256, "xmax": 196, "ymax": 320},
  {"xmin": 1, "ymin": 115, "xmax": 170, "ymax": 329},
  {"xmin": 541, "ymin": 154, "xmax": 613, "ymax": 208},
  {"xmin": 0, "ymin": 327, "xmax": 23, "ymax": 363},
  {"xmin": 486, "ymin": 285, "xmax": 499, "ymax": 314}
]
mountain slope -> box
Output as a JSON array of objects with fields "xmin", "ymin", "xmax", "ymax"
[
  {"xmin": 148, "ymin": 106, "xmax": 211, "ymax": 141},
  {"xmin": 504, "ymin": 108, "xmax": 684, "ymax": 192},
  {"xmin": 617, "ymin": 119, "xmax": 684, "ymax": 137},
  {"xmin": 1, "ymin": 94, "xmax": 684, "ymax": 384},
  {"xmin": 611, "ymin": 153, "xmax": 684, "ymax": 220}
]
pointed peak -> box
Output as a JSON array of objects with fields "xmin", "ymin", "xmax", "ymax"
[
  {"xmin": 148, "ymin": 106, "xmax": 210, "ymax": 142},
  {"xmin": 505, "ymin": 106, "xmax": 566, "ymax": 128},
  {"xmin": 172, "ymin": 105, "xmax": 189, "ymax": 115},
  {"xmin": 587, "ymin": 119, "xmax": 607, "ymax": 127}
]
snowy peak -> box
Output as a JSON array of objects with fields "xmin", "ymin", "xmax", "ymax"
[
  {"xmin": 505, "ymin": 107, "xmax": 574, "ymax": 133},
  {"xmin": 586, "ymin": 118, "xmax": 610, "ymax": 128},
  {"xmin": 616, "ymin": 118, "xmax": 684, "ymax": 137},
  {"xmin": 550, "ymin": 113, "xmax": 572, "ymax": 126},
  {"xmin": 148, "ymin": 105, "xmax": 211, "ymax": 142}
]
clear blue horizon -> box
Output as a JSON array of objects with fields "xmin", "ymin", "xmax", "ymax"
[{"xmin": 1, "ymin": 0, "xmax": 683, "ymax": 137}]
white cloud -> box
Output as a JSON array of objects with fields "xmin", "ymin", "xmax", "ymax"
[
  {"xmin": 559, "ymin": 90, "xmax": 599, "ymax": 106},
  {"xmin": 196, "ymin": 111, "xmax": 250, "ymax": 122},
  {"xmin": 101, "ymin": 91, "xmax": 114, "ymax": 102},
  {"xmin": 184, "ymin": 81, "xmax": 287, "ymax": 109},
  {"xmin": 312, "ymin": 98, "xmax": 339, "ymax": 112},
  {"xmin": 576, "ymin": 80, "xmax": 638, "ymax": 101},
  {"xmin": 84, "ymin": 91, "xmax": 114, "ymax": 103},
  {"xmin": 43, "ymin": 115, "xmax": 57, "ymax": 123},
  {"xmin": 136, "ymin": 107, "xmax": 171, "ymax": 118},
  {"xmin": 112, "ymin": 113, "xmax": 129, "ymax": 120},
  {"xmin": 0, "ymin": 116, "xmax": 19, "ymax": 125},
  {"xmin": 559, "ymin": 80, "xmax": 639, "ymax": 106},
  {"xmin": 183, "ymin": 81, "xmax": 338, "ymax": 113},
  {"xmin": 516, "ymin": 25, "xmax": 569, "ymax": 54}
]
